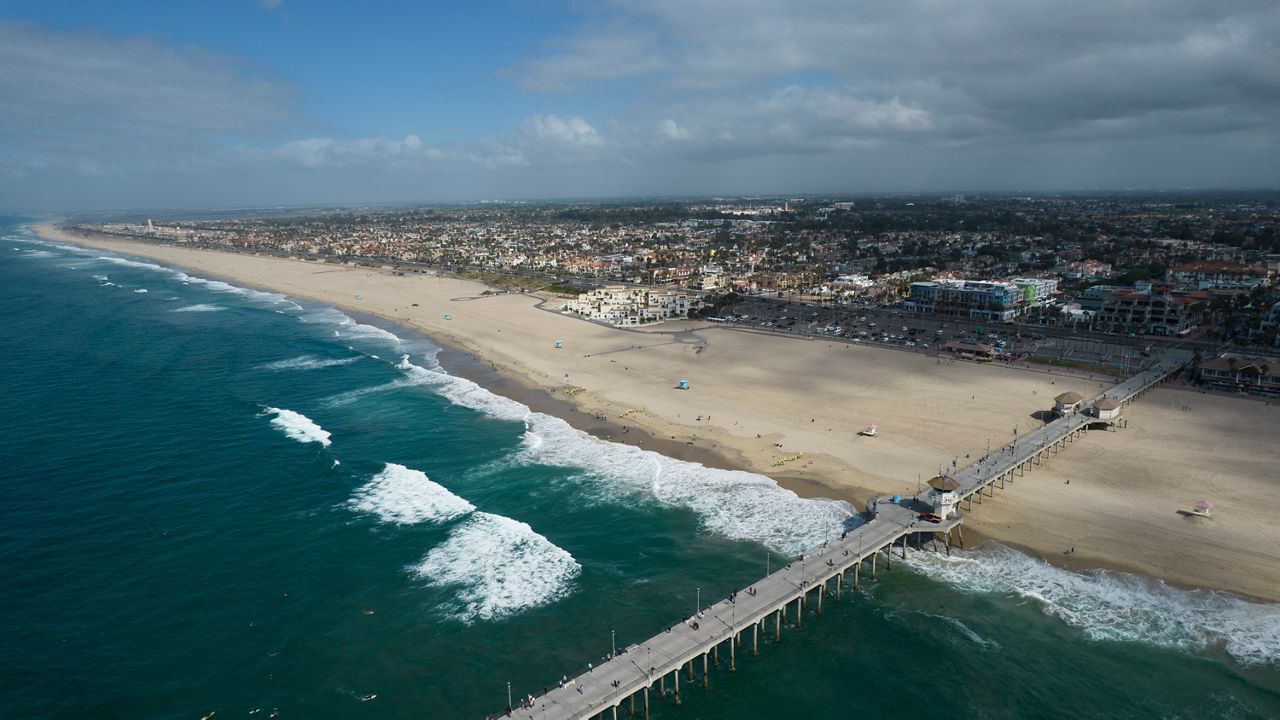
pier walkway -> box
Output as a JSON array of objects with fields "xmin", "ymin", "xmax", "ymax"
[{"xmin": 500, "ymin": 353, "xmax": 1188, "ymax": 720}]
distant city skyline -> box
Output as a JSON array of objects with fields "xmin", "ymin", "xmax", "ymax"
[{"xmin": 2, "ymin": 0, "xmax": 1279, "ymax": 211}]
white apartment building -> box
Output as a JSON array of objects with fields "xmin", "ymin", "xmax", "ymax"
[{"xmin": 563, "ymin": 286, "xmax": 702, "ymax": 326}]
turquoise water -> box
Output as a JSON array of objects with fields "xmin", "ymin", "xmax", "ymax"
[{"xmin": 2, "ymin": 221, "xmax": 1278, "ymax": 719}]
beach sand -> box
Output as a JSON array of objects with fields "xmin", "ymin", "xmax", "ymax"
[{"xmin": 36, "ymin": 224, "xmax": 1280, "ymax": 602}]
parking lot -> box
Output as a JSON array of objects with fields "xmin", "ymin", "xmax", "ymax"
[{"xmin": 714, "ymin": 296, "xmax": 1040, "ymax": 357}]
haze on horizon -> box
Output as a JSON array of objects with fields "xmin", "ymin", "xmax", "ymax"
[{"xmin": 2, "ymin": 0, "xmax": 1279, "ymax": 212}]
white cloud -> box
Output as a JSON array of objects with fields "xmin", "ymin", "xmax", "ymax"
[
  {"xmin": 517, "ymin": 0, "xmax": 1280, "ymax": 146},
  {"xmin": 274, "ymin": 134, "xmax": 443, "ymax": 168},
  {"xmin": 0, "ymin": 20, "xmax": 294, "ymax": 137},
  {"xmin": 660, "ymin": 119, "xmax": 690, "ymax": 140},
  {"xmin": 516, "ymin": 27, "xmax": 663, "ymax": 93},
  {"xmin": 520, "ymin": 114, "xmax": 605, "ymax": 154}
]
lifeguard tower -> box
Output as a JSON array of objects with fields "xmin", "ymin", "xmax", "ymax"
[{"xmin": 927, "ymin": 475, "xmax": 962, "ymax": 519}]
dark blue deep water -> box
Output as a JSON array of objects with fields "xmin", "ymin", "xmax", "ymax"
[{"xmin": 1, "ymin": 222, "xmax": 1278, "ymax": 719}]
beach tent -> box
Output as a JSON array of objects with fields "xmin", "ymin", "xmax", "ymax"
[
  {"xmin": 676, "ymin": 379, "xmax": 689, "ymax": 390},
  {"xmin": 1192, "ymin": 499, "xmax": 1213, "ymax": 518}
]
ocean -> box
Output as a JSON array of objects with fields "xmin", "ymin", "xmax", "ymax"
[{"xmin": 2, "ymin": 219, "xmax": 1278, "ymax": 720}]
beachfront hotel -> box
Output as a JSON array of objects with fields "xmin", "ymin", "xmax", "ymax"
[{"xmin": 563, "ymin": 286, "xmax": 702, "ymax": 326}]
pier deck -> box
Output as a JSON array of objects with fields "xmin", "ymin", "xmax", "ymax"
[{"xmin": 501, "ymin": 354, "xmax": 1187, "ymax": 719}]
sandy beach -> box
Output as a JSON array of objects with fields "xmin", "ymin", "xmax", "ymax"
[{"xmin": 36, "ymin": 224, "xmax": 1280, "ymax": 602}]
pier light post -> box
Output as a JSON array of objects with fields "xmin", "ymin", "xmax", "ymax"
[
  {"xmin": 696, "ymin": 587, "xmax": 701, "ymax": 615},
  {"xmin": 612, "ymin": 629, "xmax": 616, "ymax": 658},
  {"xmin": 506, "ymin": 681, "xmax": 512, "ymax": 711}
]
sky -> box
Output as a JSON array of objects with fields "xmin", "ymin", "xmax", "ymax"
[{"xmin": 1, "ymin": 0, "xmax": 1279, "ymax": 211}]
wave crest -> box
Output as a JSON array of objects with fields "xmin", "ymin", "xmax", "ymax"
[
  {"xmin": 349, "ymin": 463, "xmax": 475, "ymax": 525},
  {"xmin": 261, "ymin": 407, "xmax": 332, "ymax": 447},
  {"xmin": 413, "ymin": 513, "xmax": 580, "ymax": 623},
  {"xmin": 259, "ymin": 355, "xmax": 361, "ymax": 372},
  {"xmin": 904, "ymin": 543, "xmax": 1280, "ymax": 666}
]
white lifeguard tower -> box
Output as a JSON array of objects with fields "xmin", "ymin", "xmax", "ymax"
[{"xmin": 927, "ymin": 476, "xmax": 962, "ymax": 519}]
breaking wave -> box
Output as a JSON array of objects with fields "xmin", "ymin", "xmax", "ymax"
[
  {"xmin": 174, "ymin": 304, "xmax": 226, "ymax": 313},
  {"xmin": 904, "ymin": 543, "xmax": 1280, "ymax": 666},
  {"xmin": 413, "ymin": 512, "xmax": 580, "ymax": 623},
  {"xmin": 259, "ymin": 355, "xmax": 361, "ymax": 372},
  {"xmin": 389, "ymin": 353, "xmax": 854, "ymax": 555},
  {"xmin": 261, "ymin": 407, "xmax": 332, "ymax": 447},
  {"xmin": 349, "ymin": 463, "xmax": 475, "ymax": 525}
]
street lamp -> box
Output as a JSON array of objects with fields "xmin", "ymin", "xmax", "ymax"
[
  {"xmin": 507, "ymin": 681, "xmax": 512, "ymax": 711},
  {"xmin": 696, "ymin": 587, "xmax": 701, "ymax": 615},
  {"xmin": 611, "ymin": 629, "xmax": 616, "ymax": 658}
]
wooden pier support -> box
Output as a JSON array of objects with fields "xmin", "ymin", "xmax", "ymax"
[
  {"xmin": 836, "ymin": 572, "xmax": 842, "ymax": 599},
  {"xmin": 673, "ymin": 668, "xmax": 680, "ymax": 706},
  {"xmin": 629, "ymin": 692, "xmax": 635, "ymax": 717},
  {"xmin": 753, "ymin": 622, "xmax": 758, "ymax": 655},
  {"xmin": 702, "ymin": 653, "xmax": 709, "ymax": 689},
  {"xmin": 643, "ymin": 686, "xmax": 649, "ymax": 720},
  {"xmin": 774, "ymin": 609, "xmax": 781, "ymax": 642},
  {"xmin": 817, "ymin": 581, "xmax": 823, "ymax": 614},
  {"xmin": 872, "ymin": 550, "xmax": 877, "ymax": 578},
  {"xmin": 730, "ymin": 634, "xmax": 736, "ymax": 671},
  {"xmin": 854, "ymin": 560, "xmax": 861, "ymax": 589},
  {"xmin": 796, "ymin": 596, "xmax": 803, "ymax": 628}
]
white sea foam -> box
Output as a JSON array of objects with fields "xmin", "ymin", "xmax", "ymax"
[
  {"xmin": 349, "ymin": 463, "xmax": 475, "ymax": 525},
  {"xmin": 413, "ymin": 512, "xmax": 580, "ymax": 623},
  {"xmin": 299, "ymin": 307, "xmax": 352, "ymax": 326},
  {"xmin": 91, "ymin": 255, "xmax": 300, "ymax": 309},
  {"xmin": 391, "ymin": 354, "xmax": 853, "ymax": 554},
  {"xmin": 97, "ymin": 256, "xmax": 168, "ymax": 272},
  {"xmin": 904, "ymin": 543, "xmax": 1280, "ymax": 666},
  {"xmin": 174, "ymin": 303, "xmax": 226, "ymax": 313},
  {"xmin": 259, "ymin": 355, "xmax": 361, "ymax": 372},
  {"xmin": 261, "ymin": 407, "xmax": 332, "ymax": 447},
  {"xmin": 92, "ymin": 274, "xmax": 108, "ymax": 281},
  {"xmin": 133, "ymin": 288, "xmax": 149, "ymax": 294},
  {"xmin": 342, "ymin": 321, "xmax": 404, "ymax": 345}
]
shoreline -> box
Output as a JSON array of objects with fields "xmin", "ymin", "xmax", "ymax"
[{"xmin": 31, "ymin": 223, "xmax": 1280, "ymax": 604}]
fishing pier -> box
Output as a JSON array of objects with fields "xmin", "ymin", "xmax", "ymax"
[{"xmin": 499, "ymin": 355, "xmax": 1187, "ymax": 720}]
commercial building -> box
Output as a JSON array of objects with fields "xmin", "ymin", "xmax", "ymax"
[
  {"xmin": 907, "ymin": 280, "xmax": 1024, "ymax": 321},
  {"xmin": 1094, "ymin": 283, "xmax": 1198, "ymax": 336},
  {"xmin": 563, "ymin": 286, "xmax": 702, "ymax": 327},
  {"xmin": 1011, "ymin": 277, "xmax": 1059, "ymax": 308},
  {"xmin": 1197, "ymin": 354, "xmax": 1280, "ymax": 396},
  {"xmin": 1167, "ymin": 262, "xmax": 1271, "ymax": 291}
]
